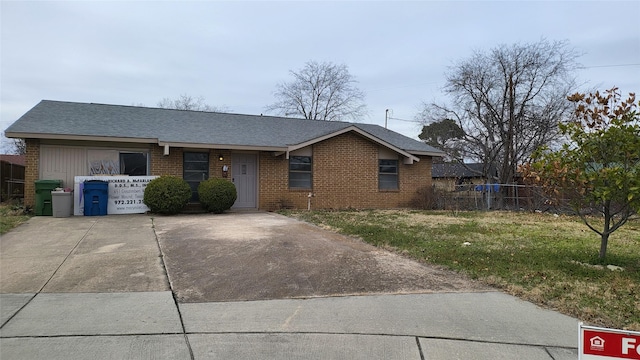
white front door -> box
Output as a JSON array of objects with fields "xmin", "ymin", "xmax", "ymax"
[{"xmin": 231, "ymin": 153, "xmax": 257, "ymax": 208}]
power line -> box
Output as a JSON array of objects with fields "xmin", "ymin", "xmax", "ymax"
[
  {"xmin": 388, "ymin": 116, "xmax": 421, "ymax": 123},
  {"xmin": 384, "ymin": 109, "xmax": 423, "ymax": 129},
  {"xmin": 581, "ymin": 63, "xmax": 640, "ymax": 69}
]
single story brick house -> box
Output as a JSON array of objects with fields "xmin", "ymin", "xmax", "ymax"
[{"xmin": 5, "ymin": 100, "xmax": 444, "ymax": 211}]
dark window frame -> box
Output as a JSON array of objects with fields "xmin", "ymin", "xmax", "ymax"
[
  {"xmin": 289, "ymin": 155, "xmax": 313, "ymax": 189},
  {"xmin": 119, "ymin": 152, "xmax": 148, "ymax": 176},
  {"xmin": 379, "ymin": 159, "xmax": 399, "ymax": 190},
  {"xmin": 183, "ymin": 152, "xmax": 210, "ymax": 202}
]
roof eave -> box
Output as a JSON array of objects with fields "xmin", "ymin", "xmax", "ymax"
[
  {"xmin": 408, "ymin": 150, "xmax": 446, "ymax": 157},
  {"xmin": 158, "ymin": 141, "xmax": 286, "ymax": 152}
]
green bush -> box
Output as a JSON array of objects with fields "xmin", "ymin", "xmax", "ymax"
[
  {"xmin": 198, "ymin": 178, "xmax": 237, "ymax": 213},
  {"xmin": 143, "ymin": 176, "xmax": 192, "ymax": 214}
]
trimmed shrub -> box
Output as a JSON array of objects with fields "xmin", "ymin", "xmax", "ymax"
[
  {"xmin": 198, "ymin": 178, "xmax": 237, "ymax": 214},
  {"xmin": 143, "ymin": 176, "xmax": 192, "ymax": 214}
]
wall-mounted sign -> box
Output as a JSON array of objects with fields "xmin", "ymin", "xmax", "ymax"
[
  {"xmin": 580, "ymin": 323, "xmax": 640, "ymax": 359},
  {"xmin": 73, "ymin": 176, "xmax": 158, "ymax": 215}
]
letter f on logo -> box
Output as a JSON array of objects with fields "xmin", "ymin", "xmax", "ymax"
[{"xmin": 622, "ymin": 338, "xmax": 637, "ymax": 355}]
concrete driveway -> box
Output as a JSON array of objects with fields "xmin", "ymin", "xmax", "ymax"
[
  {"xmin": 1, "ymin": 212, "xmax": 579, "ymax": 359},
  {"xmin": 1, "ymin": 212, "xmax": 487, "ymax": 301},
  {"xmin": 0, "ymin": 215, "xmax": 168, "ymax": 294},
  {"xmin": 153, "ymin": 212, "xmax": 489, "ymax": 302}
]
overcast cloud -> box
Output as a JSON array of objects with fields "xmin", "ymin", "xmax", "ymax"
[{"xmin": 1, "ymin": 0, "xmax": 639, "ymax": 152}]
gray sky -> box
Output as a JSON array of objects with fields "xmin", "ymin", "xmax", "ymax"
[{"xmin": 2, "ymin": 0, "xmax": 639, "ymax": 152}]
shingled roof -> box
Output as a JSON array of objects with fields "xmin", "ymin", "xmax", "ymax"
[
  {"xmin": 6, "ymin": 101, "xmax": 444, "ymax": 158},
  {"xmin": 0, "ymin": 154, "xmax": 26, "ymax": 166},
  {"xmin": 432, "ymin": 163, "xmax": 493, "ymax": 178}
]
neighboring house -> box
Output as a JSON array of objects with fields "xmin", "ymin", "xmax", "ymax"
[
  {"xmin": 5, "ymin": 100, "xmax": 444, "ymax": 211},
  {"xmin": 431, "ymin": 163, "xmax": 496, "ymax": 191},
  {"xmin": 432, "ymin": 162, "xmax": 538, "ymax": 211},
  {"xmin": 0, "ymin": 154, "xmax": 26, "ymax": 202}
]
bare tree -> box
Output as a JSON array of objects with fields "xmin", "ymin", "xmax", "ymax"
[
  {"xmin": 418, "ymin": 39, "xmax": 579, "ymax": 184},
  {"xmin": 157, "ymin": 94, "xmax": 229, "ymax": 112},
  {"xmin": 266, "ymin": 61, "xmax": 367, "ymax": 121},
  {"xmin": 12, "ymin": 138, "xmax": 26, "ymax": 155},
  {"xmin": 1, "ymin": 132, "xmax": 26, "ymax": 155}
]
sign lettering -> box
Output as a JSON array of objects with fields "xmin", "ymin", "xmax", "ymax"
[
  {"xmin": 73, "ymin": 176, "xmax": 158, "ymax": 215},
  {"xmin": 580, "ymin": 324, "xmax": 640, "ymax": 360}
]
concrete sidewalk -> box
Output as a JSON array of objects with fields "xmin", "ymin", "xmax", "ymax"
[
  {"xmin": 0, "ymin": 215, "xmax": 580, "ymax": 359},
  {"xmin": 1, "ymin": 291, "xmax": 578, "ymax": 359}
]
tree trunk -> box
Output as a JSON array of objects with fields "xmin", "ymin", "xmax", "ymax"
[
  {"xmin": 599, "ymin": 201, "xmax": 612, "ymax": 260},
  {"xmin": 599, "ymin": 232, "xmax": 609, "ymax": 261}
]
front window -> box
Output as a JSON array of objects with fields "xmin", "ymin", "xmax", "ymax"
[
  {"xmin": 379, "ymin": 159, "xmax": 398, "ymax": 190},
  {"xmin": 88, "ymin": 149, "xmax": 148, "ymax": 176},
  {"xmin": 183, "ymin": 152, "xmax": 210, "ymax": 202},
  {"xmin": 119, "ymin": 152, "xmax": 148, "ymax": 176},
  {"xmin": 289, "ymin": 156, "xmax": 312, "ymax": 189}
]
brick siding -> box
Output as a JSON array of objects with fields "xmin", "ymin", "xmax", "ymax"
[
  {"xmin": 23, "ymin": 139, "xmax": 40, "ymax": 208},
  {"xmin": 24, "ymin": 133, "xmax": 433, "ymax": 211},
  {"xmin": 259, "ymin": 132, "xmax": 433, "ymax": 211},
  {"xmin": 149, "ymin": 147, "xmax": 234, "ymax": 180},
  {"xmin": 150, "ymin": 146, "xmax": 183, "ymax": 177}
]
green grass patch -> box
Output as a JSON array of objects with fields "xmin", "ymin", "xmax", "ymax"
[
  {"xmin": 281, "ymin": 209, "xmax": 640, "ymax": 331},
  {"xmin": 0, "ymin": 201, "xmax": 31, "ymax": 235}
]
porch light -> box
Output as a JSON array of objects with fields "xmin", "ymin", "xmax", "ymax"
[{"xmin": 218, "ymin": 154, "xmax": 224, "ymax": 161}]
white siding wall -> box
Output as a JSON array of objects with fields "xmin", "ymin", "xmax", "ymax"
[{"xmin": 40, "ymin": 145, "xmax": 88, "ymax": 188}]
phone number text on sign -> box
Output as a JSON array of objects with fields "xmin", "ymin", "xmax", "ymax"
[
  {"xmin": 113, "ymin": 199, "xmax": 144, "ymax": 205},
  {"xmin": 107, "ymin": 177, "xmax": 157, "ymax": 214}
]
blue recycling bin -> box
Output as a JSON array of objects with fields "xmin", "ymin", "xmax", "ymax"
[{"xmin": 83, "ymin": 180, "xmax": 108, "ymax": 216}]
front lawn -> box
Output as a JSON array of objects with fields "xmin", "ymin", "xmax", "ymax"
[{"xmin": 282, "ymin": 209, "xmax": 640, "ymax": 331}]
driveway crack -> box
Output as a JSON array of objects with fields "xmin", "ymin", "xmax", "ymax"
[
  {"xmin": 416, "ymin": 336, "xmax": 426, "ymax": 360},
  {"xmin": 150, "ymin": 216, "xmax": 195, "ymax": 360}
]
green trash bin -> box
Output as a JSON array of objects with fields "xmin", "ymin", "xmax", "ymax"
[{"xmin": 35, "ymin": 179, "xmax": 62, "ymax": 216}]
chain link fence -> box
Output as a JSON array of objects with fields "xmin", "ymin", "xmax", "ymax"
[{"xmin": 429, "ymin": 183, "xmax": 556, "ymax": 211}]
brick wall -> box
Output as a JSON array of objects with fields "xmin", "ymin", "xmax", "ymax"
[
  {"xmin": 210, "ymin": 150, "xmax": 232, "ymax": 180},
  {"xmin": 23, "ymin": 137, "xmax": 432, "ymax": 211},
  {"xmin": 259, "ymin": 132, "xmax": 433, "ymax": 211},
  {"xmin": 150, "ymin": 147, "xmax": 233, "ymax": 180},
  {"xmin": 150, "ymin": 146, "xmax": 183, "ymax": 176},
  {"xmin": 259, "ymin": 151, "xmax": 295, "ymax": 210},
  {"xmin": 23, "ymin": 139, "xmax": 40, "ymax": 207}
]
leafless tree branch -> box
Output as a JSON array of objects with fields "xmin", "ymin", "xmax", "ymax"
[
  {"xmin": 418, "ymin": 39, "xmax": 579, "ymax": 183},
  {"xmin": 157, "ymin": 94, "xmax": 230, "ymax": 112},
  {"xmin": 265, "ymin": 61, "xmax": 368, "ymax": 121}
]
